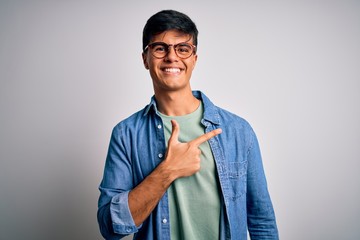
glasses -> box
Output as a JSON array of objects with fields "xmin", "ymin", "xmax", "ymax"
[{"xmin": 144, "ymin": 42, "xmax": 196, "ymax": 59}]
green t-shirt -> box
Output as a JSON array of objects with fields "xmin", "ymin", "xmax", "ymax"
[{"xmin": 159, "ymin": 102, "xmax": 221, "ymax": 240}]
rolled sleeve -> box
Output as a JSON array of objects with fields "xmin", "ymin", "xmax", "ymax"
[{"xmin": 110, "ymin": 191, "xmax": 140, "ymax": 234}]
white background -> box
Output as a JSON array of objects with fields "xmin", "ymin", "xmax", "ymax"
[{"xmin": 0, "ymin": 1, "xmax": 359, "ymax": 239}]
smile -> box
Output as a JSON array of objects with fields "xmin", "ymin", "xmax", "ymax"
[{"xmin": 162, "ymin": 68, "xmax": 182, "ymax": 73}]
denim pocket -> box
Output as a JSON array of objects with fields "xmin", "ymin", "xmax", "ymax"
[{"xmin": 228, "ymin": 161, "xmax": 247, "ymax": 200}]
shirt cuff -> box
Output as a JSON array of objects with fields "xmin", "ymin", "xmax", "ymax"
[{"xmin": 110, "ymin": 191, "xmax": 140, "ymax": 234}]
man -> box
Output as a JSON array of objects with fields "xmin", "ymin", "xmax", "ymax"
[{"xmin": 98, "ymin": 10, "xmax": 279, "ymax": 240}]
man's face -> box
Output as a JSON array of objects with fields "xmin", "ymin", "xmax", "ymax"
[{"xmin": 142, "ymin": 30, "xmax": 198, "ymax": 94}]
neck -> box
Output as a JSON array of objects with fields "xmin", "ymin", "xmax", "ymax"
[{"xmin": 154, "ymin": 89, "xmax": 200, "ymax": 116}]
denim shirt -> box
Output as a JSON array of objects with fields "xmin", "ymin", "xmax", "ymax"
[{"xmin": 97, "ymin": 91, "xmax": 279, "ymax": 240}]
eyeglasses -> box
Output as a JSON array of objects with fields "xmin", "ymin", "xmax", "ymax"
[{"xmin": 144, "ymin": 42, "xmax": 196, "ymax": 59}]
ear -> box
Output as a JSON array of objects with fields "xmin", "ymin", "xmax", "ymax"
[
  {"xmin": 192, "ymin": 54, "xmax": 198, "ymax": 69},
  {"xmin": 142, "ymin": 53, "xmax": 149, "ymax": 70}
]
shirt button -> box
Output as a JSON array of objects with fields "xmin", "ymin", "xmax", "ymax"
[
  {"xmin": 158, "ymin": 153, "xmax": 163, "ymax": 158},
  {"xmin": 162, "ymin": 218, "xmax": 167, "ymax": 224},
  {"xmin": 157, "ymin": 124, "xmax": 162, "ymax": 129}
]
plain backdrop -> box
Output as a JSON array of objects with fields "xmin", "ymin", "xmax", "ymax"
[{"xmin": 0, "ymin": 1, "xmax": 359, "ymax": 239}]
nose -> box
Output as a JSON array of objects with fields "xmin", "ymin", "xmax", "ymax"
[{"xmin": 164, "ymin": 46, "xmax": 178, "ymax": 62}]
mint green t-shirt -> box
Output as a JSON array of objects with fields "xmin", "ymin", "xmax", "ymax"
[{"xmin": 159, "ymin": 102, "xmax": 221, "ymax": 240}]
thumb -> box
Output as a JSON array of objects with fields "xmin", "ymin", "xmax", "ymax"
[{"xmin": 168, "ymin": 119, "xmax": 180, "ymax": 145}]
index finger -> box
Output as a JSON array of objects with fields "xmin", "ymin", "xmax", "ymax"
[{"xmin": 191, "ymin": 128, "xmax": 222, "ymax": 146}]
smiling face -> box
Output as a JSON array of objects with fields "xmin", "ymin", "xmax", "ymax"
[{"xmin": 142, "ymin": 30, "xmax": 198, "ymax": 95}]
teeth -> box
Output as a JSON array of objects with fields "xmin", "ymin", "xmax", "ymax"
[{"xmin": 164, "ymin": 68, "xmax": 180, "ymax": 73}]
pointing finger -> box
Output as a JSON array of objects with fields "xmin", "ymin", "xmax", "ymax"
[{"xmin": 191, "ymin": 128, "xmax": 222, "ymax": 146}]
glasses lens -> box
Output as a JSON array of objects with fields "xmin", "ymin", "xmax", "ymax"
[
  {"xmin": 175, "ymin": 43, "xmax": 193, "ymax": 58},
  {"xmin": 149, "ymin": 43, "xmax": 168, "ymax": 58}
]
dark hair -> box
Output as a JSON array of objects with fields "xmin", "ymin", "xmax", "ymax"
[{"xmin": 142, "ymin": 10, "xmax": 198, "ymax": 51}]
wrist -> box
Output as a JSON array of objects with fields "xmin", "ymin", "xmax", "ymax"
[{"xmin": 155, "ymin": 160, "xmax": 178, "ymax": 188}]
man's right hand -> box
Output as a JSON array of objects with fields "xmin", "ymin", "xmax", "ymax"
[{"xmin": 163, "ymin": 119, "xmax": 222, "ymax": 179}]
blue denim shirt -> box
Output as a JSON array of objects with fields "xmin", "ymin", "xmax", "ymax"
[{"xmin": 98, "ymin": 91, "xmax": 279, "ymax": 240}]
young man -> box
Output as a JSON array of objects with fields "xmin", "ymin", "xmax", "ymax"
[{"xmin": 98, "ymin": 10, "xmax": 279, "ymax": 240}]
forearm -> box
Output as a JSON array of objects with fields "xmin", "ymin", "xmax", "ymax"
[{"xmin": 128, "ymin": 161, "xmax": 176, "ymax": 226}]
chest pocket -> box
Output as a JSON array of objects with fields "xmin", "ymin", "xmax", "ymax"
[{"xmin": 228, "ymin": 161, "xmax": 247, "ymax": 200}]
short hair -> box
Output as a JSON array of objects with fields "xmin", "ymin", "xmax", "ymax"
[{"xmin": 142, "ymin": 10, "xmax": 199, "ymax": 52}]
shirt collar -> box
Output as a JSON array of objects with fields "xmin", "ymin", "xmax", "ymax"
[{"xmin": 143, "ymin": 90, "xmax": 221, "ymax": 126}]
